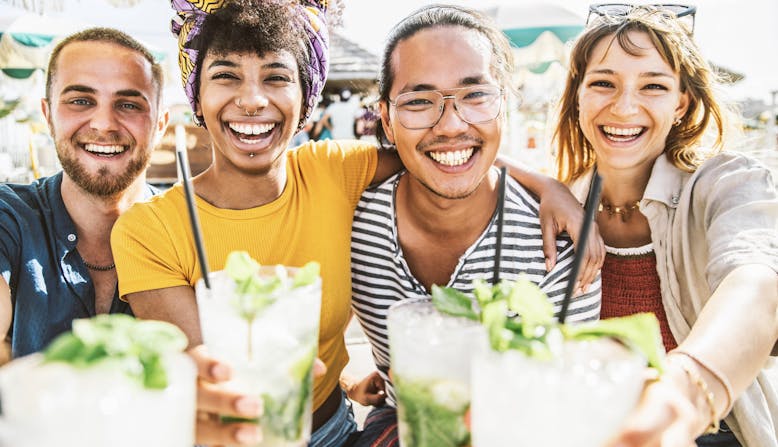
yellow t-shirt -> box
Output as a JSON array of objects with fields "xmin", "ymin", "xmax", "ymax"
[{"xmin": 112, "ymin": 140, "xmax": 377, "ymax": 410}]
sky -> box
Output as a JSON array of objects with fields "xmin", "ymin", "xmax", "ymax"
[{"xmin": 2, "ymin": 0, "xmax": 777, "ymax": 105}]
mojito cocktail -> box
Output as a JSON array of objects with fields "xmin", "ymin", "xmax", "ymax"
[
  {"xmin": 0, "ymin": 314, "xmax": 196, "ymax": 447},
  {"xmin": 388, "ymin": 297, "xmax": 487, "ymax": 447},
  {"xmin": 430, "ymin": 278, "xmax": 664, "ymax": 447},
  {"xmin": 196, "ymin": 252, "xmax": 321, "ymax": 447},
  {"xmin": 471, "ymin": 338, "xmax": 644, "ymax": 447}
]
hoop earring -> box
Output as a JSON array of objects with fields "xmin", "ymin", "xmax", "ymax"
[{"xmin": 674, "ymin": 117, "xmax": 682, "ymax": 126}]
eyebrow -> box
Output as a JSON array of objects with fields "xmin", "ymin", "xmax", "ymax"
[
  {"xmin": 61, "ymin": 85, "xmax": 95, "ymax": 95},
  {"xmin": 60, "ymin": 84, "xmax": 148, "ymax": 104},
  {"xmin": 207, "ymin": 59, "xmax": 295, "ymax": 71},
  {"xmin": 585, "ymin": 68, "xmax": 675, "ymax": 79},
  {"xmin": 401, "ymin": 76, "xmax": 490, "ymax": 93}
]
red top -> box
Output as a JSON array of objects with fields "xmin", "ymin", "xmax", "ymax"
[{"xmin": 601, "ymin": 249, "xmax": 677, "ymax": 352}]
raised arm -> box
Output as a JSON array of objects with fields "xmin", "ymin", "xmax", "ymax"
[
  {"xmin": 610, "ymin": 265, "xmax": 778, "ymax": 446},
  {"xmin": 496, "ymin": 155, "xmax": 605, "ymax": 292}
]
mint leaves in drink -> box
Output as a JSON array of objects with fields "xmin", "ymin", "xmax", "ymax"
[
  {"xmin": 223, "ymin": 251, "xmax": 320, "ymax": 360},
  {"xmin": 224, "ymin": 251, "xmax": 320, "ymax": 320},
  {"xmin": 395, "ymin": 375, "xmax": 471, "ymax": 447},
  {"xmin": 43, "ymin": 314, "xmax": 187, "ymax": 389},
  {"xmin": 431, "ymin": 277, "xmax": 665, "ymax": 371}
]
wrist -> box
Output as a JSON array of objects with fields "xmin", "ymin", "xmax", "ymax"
[{"xmin": 666, "ymin": 353, "xmax": 725, "ymax": 435}]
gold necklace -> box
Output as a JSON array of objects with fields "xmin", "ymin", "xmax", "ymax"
[{"xmin": 598, "ymin": 199, "xmax": 641, "ymax": 222}]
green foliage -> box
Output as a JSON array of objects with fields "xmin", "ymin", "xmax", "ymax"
[
  {"xmin": 43, "ymin": 314, "xmax": 187, "ymax": 390},
  {"xmin": 432, "ymin": 276, "xmax": 665, "ymax": 369}
]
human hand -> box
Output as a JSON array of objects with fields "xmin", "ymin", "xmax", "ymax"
[
  {"xmin": 189, "ymin": 345, "xmax": 326, "ymax": 445},
  {"xmin": 538, "ymin": 179, "xmax": 605, "ymax": 293},
  {"xmin": 606, "ymin": 363, "xmax": 709, "ymax": 447},
  {"xmin": 345, "ymin": 370, "xmax": 386, "ymax": 406}
]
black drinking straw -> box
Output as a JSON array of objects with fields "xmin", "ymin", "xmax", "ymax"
[
  {"xmin": 492, "ymin": 167, "xmax": 507, "ymax": 285},
  {"xmin": 558, "ymin": 172, "xmax": 603, "ymax": 324},
  {"xmin": 175, "ymin": 127, "xmax": 211, "ymax": 289}
]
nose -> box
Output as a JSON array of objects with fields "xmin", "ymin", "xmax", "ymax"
[
  {"xmin": 611, "ymin": 88, "xmax": 639, "ymax": 117},
  {"xmin": 89, "ymin": 103, "xmax": 120, "ymax": 132},
  {"xmin": 432, "ymin": 97, "xmax": 469, "ymax": 135},
  {"xmin": 236, "ymin": 85, "xmax": 270, "ymax": 116}
]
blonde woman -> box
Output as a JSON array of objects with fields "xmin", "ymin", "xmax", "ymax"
[{"xmin": 555, "ymin": 5, "xmax": 778, "ymax": 446}]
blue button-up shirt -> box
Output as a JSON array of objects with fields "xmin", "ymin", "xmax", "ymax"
[{"xmin": 0, "ymin": 172, "xmax": 155, "ymax": 358}]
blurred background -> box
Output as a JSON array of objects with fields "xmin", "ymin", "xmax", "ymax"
[{"xmin": 0, "ymin": 0, "xmax": 776, "ymax": 185}]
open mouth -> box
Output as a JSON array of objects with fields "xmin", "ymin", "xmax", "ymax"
[
  {"xmin": 600, "ymin": 125, "xmax": 646, "ymax": 143},
  {"xmin": 228, "ymin": 122, "xmax": 276, "ymax": 145},
  {"xmin": 83, "ymin": 143, "xmax": 127, "ymax": 157},
  {"xmin": 427, "ymin": 148, "xmax": 476, "ymax": 167}
]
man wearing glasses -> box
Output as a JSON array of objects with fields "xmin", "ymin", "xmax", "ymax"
[{"xmin": 345, "ymin": 5, "xmax": 602, "ymax": 445}]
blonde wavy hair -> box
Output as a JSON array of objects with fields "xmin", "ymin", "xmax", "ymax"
[{"xmin": 554, "ymin": 6, "xmax": 738, "ymax": 184}]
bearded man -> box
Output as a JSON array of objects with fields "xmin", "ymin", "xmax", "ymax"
[{"xmin": 0, "ymin": 27, "xmax": 168, "ymax": 359}]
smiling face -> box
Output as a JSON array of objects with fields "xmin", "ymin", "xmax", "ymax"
[
  {"xmin": 577, "ymin": 30, "xmax": 689, "ymax": 175},
  {"xmin": 196, "ymin": 50, "xmax": 302, "ymax": 177},
  {"xmin": 381, "ymin": 26, "xmax": 504, "ymax": 200},
  {"xmin": 43, "ymin": 41, "xmax": 163, "ymax": 197}
]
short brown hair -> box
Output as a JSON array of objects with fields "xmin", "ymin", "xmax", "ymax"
[{"xmin": 46, "ymin": 27, "xmax": 163, "ymax": 106}]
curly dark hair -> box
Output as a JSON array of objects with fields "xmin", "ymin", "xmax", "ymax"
[{"xmin": 190, "ymin": 0, "xmax": 311, "ymax": 123}]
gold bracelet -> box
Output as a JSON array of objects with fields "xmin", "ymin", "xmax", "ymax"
[
  {"xmin": 674, "ymin": 357, "xmax": 720, "ymax": 435},
  {"xmin": 673, "ymin": 349, "xmax": 735, "ymax": 415}
]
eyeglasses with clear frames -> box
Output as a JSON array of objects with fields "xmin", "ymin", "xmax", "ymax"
[
  {"xmin": 586, "ymin": 3, "xmax": 697, "ymax": 35},
  {"xmin": 388, "ymin": 84, "xmax": 504, "ymax": 130}
]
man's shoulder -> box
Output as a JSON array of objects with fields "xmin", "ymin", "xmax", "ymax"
[
  {"xmin": 357, "ymin": 172, "xmax": 400, "ymax": 207},
  {"xmin": 0, "ymin": 174, "xmax": 62, "ymax": 218},
  {"xmin": 503, "ymin": 176, "xmax": 540, "ymax": 214}
]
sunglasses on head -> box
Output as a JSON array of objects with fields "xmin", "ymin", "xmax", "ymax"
[{"xmin": 586, "ymin": 3, "xmax": 697, "ymax": 34}]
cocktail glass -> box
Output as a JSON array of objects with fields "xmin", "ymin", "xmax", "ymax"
[
  {"xmin": 388, "ymin": 297, "xmax": 487, "ymax": 447},
  {"xmin": 0, "ymin": 319, "xmax": 196, "ymax": 447},
  {"xmin": 196, "ymin": 266, "xmax": 321, "ymax": 447},
  {"xmin": 471, "ymin": 338, "xmax": 645, "ymax": 447}
]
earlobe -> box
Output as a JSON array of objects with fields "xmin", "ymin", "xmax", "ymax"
[
  {"xmin": 380, "ymin": 102, "xmax": 395, "ymax": 144},
  {"xmin": 41, "ymin": 98, "xmax": 50, "ymax": 122},
  {"xmin": 676, "ymin": 91, "xmax": 690, "ymax": 120}
]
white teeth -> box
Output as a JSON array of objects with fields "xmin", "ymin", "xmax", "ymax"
[
  {"xmin": 602, "ymin": 126, "xmax": 643, "ymax": 136},
  {"xmin": 238, "ymin": 137, "xmax": 264, "ymax": 145},
  {"xmin": 84, "ymin": 144, "xmax": 125, "ymax": 154},
  {"xmin": 428, "ymin": 148, "xmax": 475, "ymax": 166},
  {"xmin": 229, "ymin": 122, "xmax": 275, "ymax": 136}
]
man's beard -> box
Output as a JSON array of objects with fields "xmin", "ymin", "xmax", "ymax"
[{"xmin": 56, "ymin": 141, "xmax": 150, "ymax": 197}]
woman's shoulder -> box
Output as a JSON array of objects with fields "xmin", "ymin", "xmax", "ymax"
[
  {"xmin": 693, "ymin": 150, "xmax": 775, "ymax": 186},
  {"xmin": 119, "ymin": 184, "xmax": 185, "ymax": 225}
]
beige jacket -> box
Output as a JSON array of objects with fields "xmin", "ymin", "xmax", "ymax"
[{"xmin": 573, "ymin": 152, "xmax": 778, "ymax": 446}]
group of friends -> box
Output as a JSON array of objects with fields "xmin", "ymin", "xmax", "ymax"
[{"xmin": 0, "ymin": 1, "xmax": 776, "ymax": 446}]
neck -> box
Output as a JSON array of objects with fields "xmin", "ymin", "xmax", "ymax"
[
  {"xmin": 597, "ymin": 163, "xmax": 652, "ymax": 206},
  {"xmin": 61, "ymin": 173, "xmax": 146, "ymax": 238},
  {"xmin": 397, "ymin": 169, "xmax": 499, "ymax": 237},
  {"xmin": 195, "ymin": 156, "xmax": 287, "ymax": 209},
  {"xmin": 60, "ymin": 173, "xmax": 146, "ymax": 266}
]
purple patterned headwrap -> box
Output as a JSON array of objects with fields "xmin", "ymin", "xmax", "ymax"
[{"xmin": 170, "ymin": 0, "xmax": 330, "ymax": 129}]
